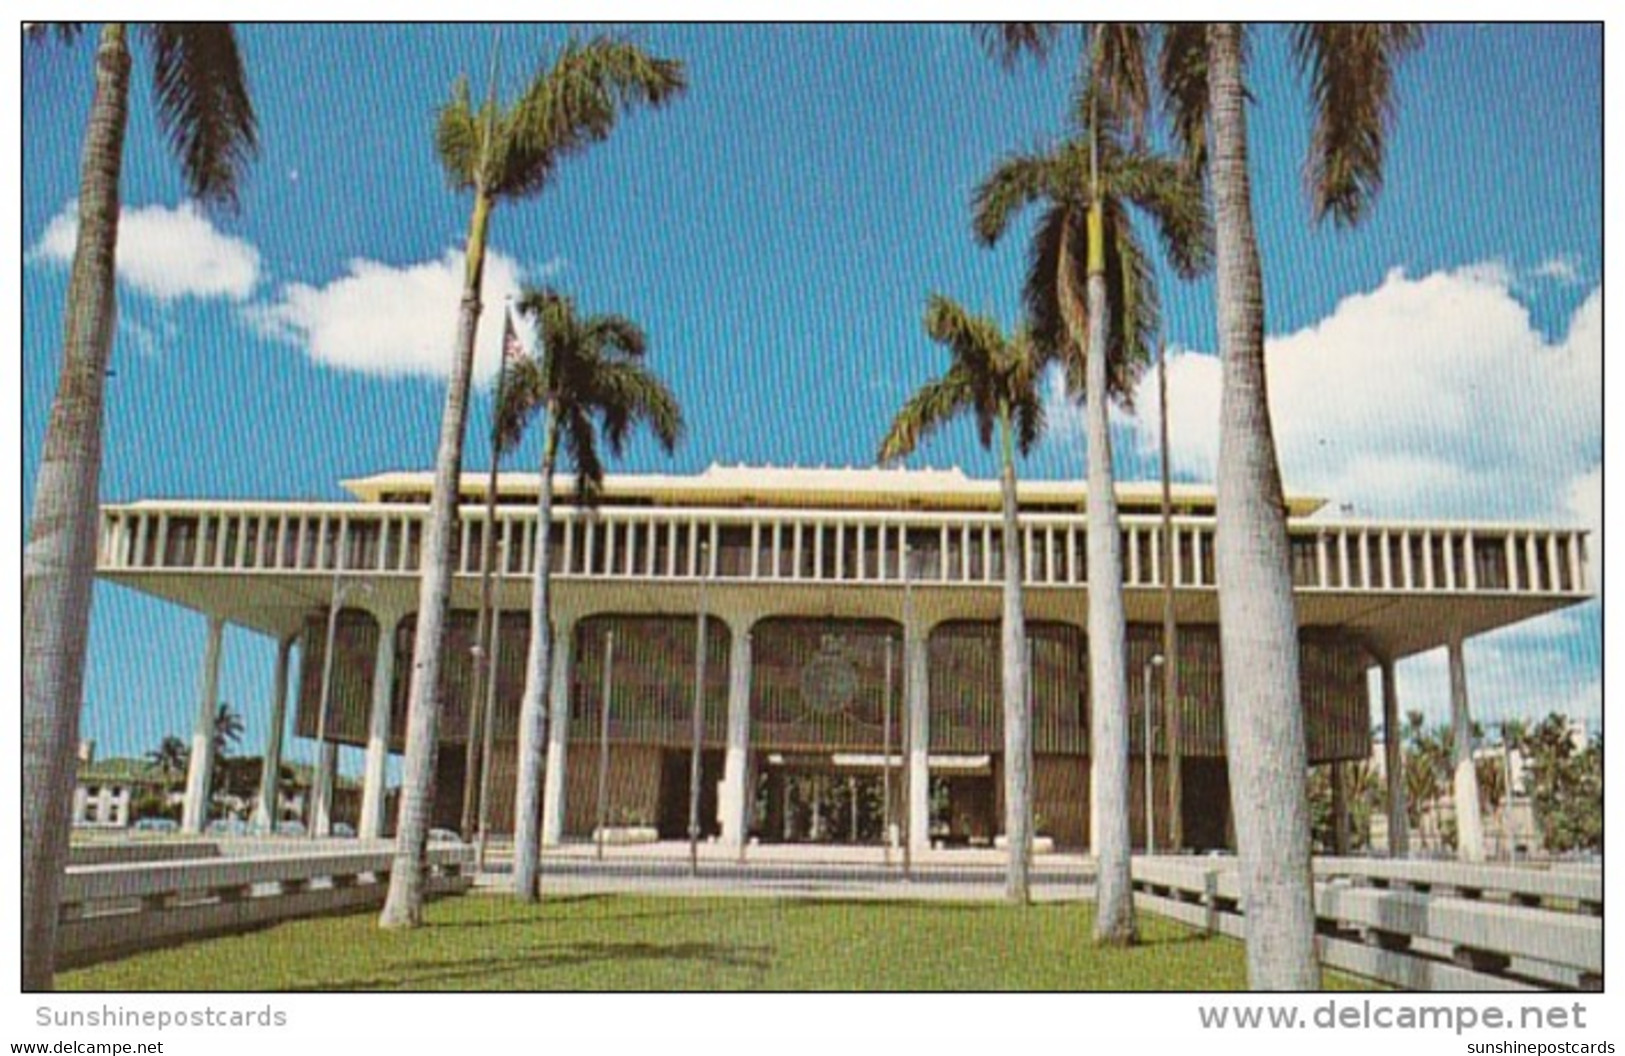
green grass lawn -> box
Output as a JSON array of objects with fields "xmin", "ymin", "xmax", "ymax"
[{"xmin": 61, "ymin": 894, "xmax": 1380, "ymax": 991}]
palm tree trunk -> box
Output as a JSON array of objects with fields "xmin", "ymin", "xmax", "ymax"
[
  {"xmin": 512, "ymin": 416, "xmax": 560, "ymax": 900},
  {"xmin": 380, "ymin": 188, "xmax": 494, "ymax": 928},
  {"xmin": 1085, "ymin": 238, "xmax": 1136, "ymax": 945},
  {"xmin": 1207, "ymin": 23, "xmax": 1318, "ymax": 989},
  {"xmin": 998, "ymin": 404, "xmax": 1031, "ymax": 905},
  {"xmin": 22, "ymin": 22, "xmax": 131, "ymax": 991}
]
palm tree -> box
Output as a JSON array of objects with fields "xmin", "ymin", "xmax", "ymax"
[
  {"xmin": 879, "ymin": 295, "xmax": 1045, "ymax": 904},
  {"xmin": 147, "ymin": 735, "xmax": 190, "ymax": 788},
  {"xmin": 497, "ymin": 286, "xmax": 683, "ymax": 900},
  {"xmin": 379, "ymin": 35, "xmax": 685, "ymax": 929},
  {"xmin": 973, "ymin": 70, "xmax": 1209, "ymax": 945},
  {"xmin": 1155, "ymin": 23, "xmax": 1423, "ymax": 987},
  {"xmin": 23, "ymin": 23, "xmax": 256, "ymax": 990},
  {"xmin": 211, "ymin": 702, "xmax": 245, "ymax": 759}
]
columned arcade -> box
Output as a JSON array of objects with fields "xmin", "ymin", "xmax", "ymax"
[{"xmin": 99, "ymin": 465, "xmax": 1592, "ymax": 861}]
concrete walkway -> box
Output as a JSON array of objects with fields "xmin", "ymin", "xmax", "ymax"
[{"xmin": 477, "ymin": 840, "xmax": 1100, "ymax": 903}]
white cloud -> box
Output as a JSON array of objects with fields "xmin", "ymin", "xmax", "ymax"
[
  {"xmin": 1125, "ymin": 265, "xmax": 1600, "ymax": 526},
  {"xmin": 30, "ymin": 200, "xmax": 260, "ymax": 302},
  {"xmin": 1082, "ymin": 262, "xmax": 1601, "ymax": 729},
  {"xmin": 248, "ymin": 249, "xmax": 527, "ymax": 385}
]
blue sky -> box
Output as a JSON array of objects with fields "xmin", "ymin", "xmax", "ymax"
[{"xmin": 21, "ymin": 25, "xmax": 1601, "ymax": 770}]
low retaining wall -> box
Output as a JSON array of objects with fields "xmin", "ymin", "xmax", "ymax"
[
  {"xmin": 1131, "ymin": 856, "xmax": 1601, "ymax": 992},
  {"xmin": 58, "ymin": 845, "xmax": 475, "ymax": 969}
]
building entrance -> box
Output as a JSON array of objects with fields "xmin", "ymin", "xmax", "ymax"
[{"xmin": 757, "ymin": 755, "xmax": 902, "ymax": 845}]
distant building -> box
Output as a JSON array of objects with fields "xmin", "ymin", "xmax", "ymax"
[
  {"xmin": 72, "ymin": 743, "xmax": 166, "ymax": 829},
  {"xmin": 96, "ymin": 465, "xmax": 1593, "ymax": 854}
]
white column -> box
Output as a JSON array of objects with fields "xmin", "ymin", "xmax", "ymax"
[
  {"xmin": 541, "ymin": 617, "xmax": 576, "ymax": 846},
  {"xmin": 311, "ymin": 741, "xmax": 340, "ymax": 836},
  {"xmin": 359, "ymin": 612, "xmax": 401, "ymax": 839},
  {"xmin": 906, "ymin": 629, "xmax": 931, "ymax": 854},
  {"xmin": 1448, "ymin": 632, "xmax": 1485, "ymax": 862},
  {"xmin": 72, "ymin": 786, "xmax": 89, "ymax": 827},
  {"xmin": 720, "ymin": 624, "xmax": 754, "ymax": 848},
  {"xmin": 253, "ymin": 634, "xmax": 297, "ymax": 831},
  {"xmin": 182, "ymin": 616, "xmax": 226, "ymax": 833}
]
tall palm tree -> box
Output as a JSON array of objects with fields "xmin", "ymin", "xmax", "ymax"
[
  {"xmin": 973, "ymin": 74, "xmax": 1209, "ymax": 945},
  {"xmin": 147, "ymin": 735, "xmax": 191, "ymax": 788},
  {"xmin": 379, "ymin": 36, "xmax": 685, "ymax": 929},
  {"xmin": 211, "ymin": 702, "xmax": 245, "ymax": 759},
  {"xmin": 1157, "ymin": 23, "xmax": 1422, "ymax": 987},
  {"xmin": 23, "ymin": 23, "xmax": 256, "ymax": 991},
  {"xmin": 879, "ymin": 296, "xmax": 1044, "ymax": 904},
  {"xmin": 496, "ymin": 286, "xmax": 683, "ymax": 900}
]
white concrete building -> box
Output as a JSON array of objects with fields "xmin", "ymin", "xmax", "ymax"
[{"xmin": 95, "ymin": 465, "xmax": 1593, "ymax": 857}]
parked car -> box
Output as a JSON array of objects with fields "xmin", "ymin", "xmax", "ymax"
[
  {"xmin": 427, "ymin": 828, "xmax": 464, "ymax": 844},
  {"xmin": 132, "ymin": 817, "xmax": 179, "ymax": 834},
  {"xmin": 332, "ymin": 822, "xmax": 357, "ymax": 838},
  {"xmin": 275, "ymin": 820, "xmax": 307, "ymax": 837},
  {"xmin": 206, "ymin": 818, "xmax": 249, "ymax": 836}
]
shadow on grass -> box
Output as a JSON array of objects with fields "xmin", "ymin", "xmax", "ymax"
[
  {"xmin": 433, "ymin": 894, "xmax": 786, "ymax": 930},
  {"xmin": 288, "ymin": 940, "xmax": 777, "ymax": 991}
]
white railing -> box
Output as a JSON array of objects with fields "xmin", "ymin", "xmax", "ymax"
[
  {"xmin": 57, "ymin": 844, "xmax": 474, "ymax": 969},
  {"xmin": 98, "ymin": 501, "xmax": 1591, "ymax": 598},
  {"xmin": 1131, "ymin": 856, "xmax": 1601, "ymax": 992}
]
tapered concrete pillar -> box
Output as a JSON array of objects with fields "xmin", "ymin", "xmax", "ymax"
[
  {"xmin": 541, "ymin": 617, "xmax": 575, "ymax": 846},
  {"xmin": 359, "ymin": 613, "xmax": 400, "ymax": 839},
  {"xmin": 1448, "ymin": 632, "xmax": 1485, "ymax": 862},
  {"xmin": 182, "ymin": 616, "xmax": 226, "ymax": 833},
  {"xmin": 1331, "ymin": 761, "xmax": 1350, "ymax": 855},
  {"xmin": 311, "ymin": 741, "xmax": 339, "ymax": 836},
  {"xmin": 906, "ymin": 630, "xmax": 931, "ymax": 854},
  {"xmin": 1380, "ymin": 655, "xmax": 1409, "ymax": 857},
  {"xmin": 720, "ymin": 626, "xmax": 754, "ymax": 849},
  {"xmin": 253, "ymin": 634, "xmax": 297, "ymax": 831}
]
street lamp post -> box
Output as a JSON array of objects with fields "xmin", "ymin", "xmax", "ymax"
[
  {"xmin": 688, "ymin": 538, "xmax": 710, "ymax": 876},
  {"xmin": 1143, "ymin": 653, "xmax": 1164, "ymax": 855},
  {"xmin": 313, "ymin": 571, "xmax": 368, "ymax": 837}
]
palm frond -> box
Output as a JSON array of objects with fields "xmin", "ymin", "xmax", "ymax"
[
  {"xmin": 1293, "ymin": 23, "xmax": 1424, "ymax": 227},
  {"xmin": 1157, "ymin": 23, "xmax": 1211, "ymax": 178},
  {"xmin": 1090, "ymin": 23, "xmax": 1152, "ymax": 143},
  {"xmin": 493, "ymin": 356, "xmax": 547, "ymax": 456},
  {"xmin": 583, "ymin": 313, "xmax": 648, "ymax": 359},
  {"xmin": 1021, "ymin": 201, "xmax": 1088, "ymax": 372},
  {"xmin": 434, "ymin": 77, "xmax": 484, "ymax": 191},
  {"xmin": 497, "ymin": 36, "xmax": 686, "ymax": 200},
  {"xmin": 25, "ymin": 23, "xmax": 83, "ymax": 44},
  {"xmin": 591, "ymin": 359, "xmax": 683, "ymax": 457},
  {"xmin": 1003, "ymin": 329, "xmax": 1047, "ymax": 457},
  {"xmin": 560, "ymin": 404, "xmax": 606, "ymax": 505},
  {"xmin": 972, "ymin": 146, "xmax": 1082, "ymax": 247},
  {"xmin": 143, "ymin": 24, "xmax": 258, "ymax": 211},
  {"xmin": 923, "ymin": 295, "xmax": 1005, "ymax": 383},
  {"xmin": 1110, "ymin": 151, "xmax": 1212, "ymax": 279},
  {"xmin": 1102, "ymin": 197, "xmax": 1157, "ymax": 409},
  {"xmin": 973, "ymin": 22, "xmax": 1062, "ymax": 69},
  {"xmin": 877, "ymin": 367, "xmax": 977, "ymax": 464}
]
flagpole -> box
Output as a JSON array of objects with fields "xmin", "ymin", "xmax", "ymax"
[
  {"xmin": 1158, "ymin": 334, "xmax": 1182, "ymax": 852},
  {"xmin": 462, "ymin": 300, "xmax": 519, "ymax": 844}
]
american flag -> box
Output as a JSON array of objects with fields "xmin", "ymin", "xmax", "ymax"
[
  {"xmin": 491, "ymin": 306, "xmax": 525, "ymax": 447},
  {"xmin": 500, "ymin": 306, "xmax": 526, "ymax": 369}
]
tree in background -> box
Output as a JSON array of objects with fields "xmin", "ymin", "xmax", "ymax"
[
  {"xmin": 496, "ymin": 287, "xmax": 683, "ymax": 900},
  {"xmin": 880, "ymin": 296, "xmax": 1045, "ymax": 903}
]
